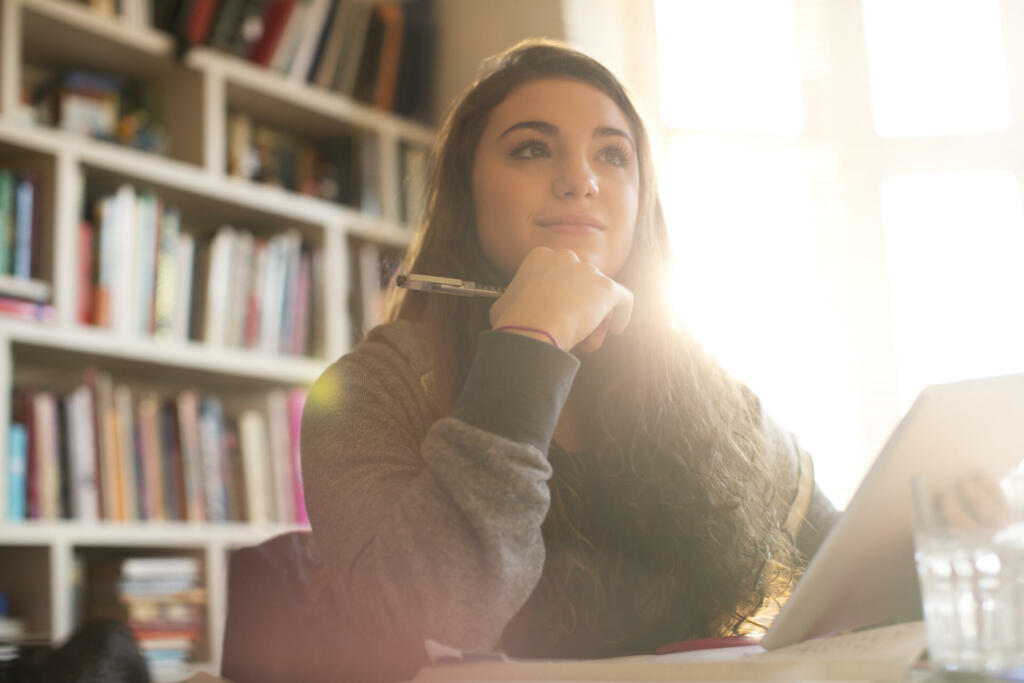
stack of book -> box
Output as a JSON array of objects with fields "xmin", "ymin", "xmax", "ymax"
[
  {"xmin": 118, "ymin": 556, "xmax": 205, "ymax": 679},
  {"xmin": 25, "ymin": 68, "xmax": 168, "ymax": 153},
  {"xmin": 0, "ymin": 168, "xmax": 53, "ymax": 323},
  {"xmin": 7, "ymin": 370, "xmax": 309, "ymax": 525},
  {"xmin": 81, "ymin": 183, "xmax": 323, "ymax": 357},
  {"xmin": 225, "ymin": 112, "xmax": 367, "ymax": 210},
  {"xmin": 152, "ymin": 0, "xmax": 435, "ymax": 122}
]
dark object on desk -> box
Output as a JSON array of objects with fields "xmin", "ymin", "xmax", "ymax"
[
  {"xmin": 222, "ymin": 532, "xmax": 340, "ymax": 683},
  {"xmin": 223, "ymin": 531, "xmax": 432, "ymax": 683},
  {"xmin": 15, "ymin": 619, "xmax": 150, "ymax": 683},
  {"xmin": 655, "ymin": 634, "xmax": 762, "ymax": 655}
]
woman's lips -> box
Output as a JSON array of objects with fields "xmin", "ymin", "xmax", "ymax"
[{"xmin": 536, "ymin": 215, "xmax": 605, "ymax": 235}]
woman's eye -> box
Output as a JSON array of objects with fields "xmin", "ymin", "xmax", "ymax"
[
  {"xmin": 599, "ymin": 145, "xmax": 630, "ymax": 167},
  {"xmin": 509, "ymin": 139, "xmax": 550, "ymax": 159}
]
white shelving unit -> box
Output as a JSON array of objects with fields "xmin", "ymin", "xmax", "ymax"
[{"xmin": 0, "ymin": 0, "xmax": 434, "ymax": 678}]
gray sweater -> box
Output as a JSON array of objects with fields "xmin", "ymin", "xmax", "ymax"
[{"xmin": 300, "ymin": 319, "xmax": 838, "ymax": 680}]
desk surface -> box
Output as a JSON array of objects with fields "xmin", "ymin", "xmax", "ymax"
[{"xmin": 410, "ymin": 621, "xmax": 928, "ymax": 683}]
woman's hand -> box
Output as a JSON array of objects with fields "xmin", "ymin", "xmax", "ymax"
[{"xmin": 489, "ymin": 247, "xmax": 634, "ymax": 353}]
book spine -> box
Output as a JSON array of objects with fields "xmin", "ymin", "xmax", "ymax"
[
  {"xmin": 176, "ymin": 391, "xmax": 206, "ymax": 522},
  {"xmin": 13, "ymin": 175, "xmax": 35, "ymax": 279},
  {"xmin": 66, "ymin": 387, "xmax": 100, "ymax": 521},
  {"xmin": 287, "ymin": 0, "xmax": 330, "ymax": 82},
  {"xmin": 266, "ymin": 390, "xmax": 293, "ymax": 523},
  {"xmin": 7, "ymin": 423, "xmax": 27, "ymax": 521},
  {"xmin": 113, "ymin": 184, "xmax": 138, "ymax": 336},
  {"xmin": 198, "ymin": 396, "xmax": 228, "ymax": 522},
  {"xmin": 248, "ymin": 0, "xmax": 295, "ymax": 66},
  {"xmin": 153, "ymin": 208, "xmax": 180, "ymax": 338},
  {"xmin": 238, "ymin": 410, "xmax": 271, "ymax": 523},
  {"xmin": 0, "ymin": 169, "xmax": 12, "ymax": 274},
  {"xmin": 114, "ymin": 385, "xmax": 139, "ymax": 521},
  {"xmin": 160, "ymin": 403, "xmax": 187, "ymax": 521},
  {"xmin": 135, "ymin": 192, "xmax": 160, "ymax": 335},
  {"xmin": 172, "ymin": 233, "xmax": 195, "ymax": 342},
  {"xmin": 32, "ymin": 393, "xmax": 59, "ymax": 520}
]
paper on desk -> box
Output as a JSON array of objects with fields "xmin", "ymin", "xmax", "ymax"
[{"xmin": 413, "ymin": 621, "xmax": 926, "ymax": 682}]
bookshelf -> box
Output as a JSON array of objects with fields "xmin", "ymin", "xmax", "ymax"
[{"xmin": 0, "ymin": 0, "xmax": 435, "ymax": 679}]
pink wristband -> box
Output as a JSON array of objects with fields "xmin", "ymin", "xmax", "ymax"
[{"xmin": 493, "ymin": 325, "xmax": 561, "ymax": 350}]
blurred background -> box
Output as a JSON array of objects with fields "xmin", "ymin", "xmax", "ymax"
[{"xmin": 2, "ymin": 0, "xmax": 1023, "ymax": 679}]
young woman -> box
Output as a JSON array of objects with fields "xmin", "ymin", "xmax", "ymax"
[{"xmin": 301, "ymin": 39, "xmax": 839, "ymax": 682}]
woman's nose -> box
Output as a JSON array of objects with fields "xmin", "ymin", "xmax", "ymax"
[{"xmin": 551, "ymin": 157, "xmax": 599, "ymax": 199}]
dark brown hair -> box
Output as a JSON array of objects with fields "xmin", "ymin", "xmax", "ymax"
[{"xmin": 387, "ymin": 39, "xmax": 801, "ymax": 650}]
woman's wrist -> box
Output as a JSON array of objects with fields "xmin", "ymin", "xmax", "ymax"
[{"xmin": 492, "ymin": 324, "xmax": 561, "ymax": 349}]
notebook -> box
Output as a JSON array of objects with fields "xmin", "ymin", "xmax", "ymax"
[{"xmin": 761, "ymin": 372, "xmax": 1024, "ymax": 650}]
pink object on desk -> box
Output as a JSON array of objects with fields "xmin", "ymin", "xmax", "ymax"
[{"xmin": 656, "ymin": 635, "xmax": 762, "ymax": 655}]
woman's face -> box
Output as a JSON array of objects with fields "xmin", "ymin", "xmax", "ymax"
[{"xmin": 471, "ymin": 78, "xmax": 640, "ymax": 279}]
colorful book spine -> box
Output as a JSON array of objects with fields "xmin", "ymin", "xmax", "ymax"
[
  {"xmin": 0, "ymin": 170, "xmax": 12, "ymax": 274},
  {"xmin": 13, "ymin": 175, "xmax": 35, "ymax": 279},
  {"xmin": 176, "ymin": 391, "xmax": 206, "ymax": 523},
  {"xmin": 198, "ymin": 396, "xmax": 228, "ymax": 522},
  {"xmin": 153, "ymin": 208, "xmax": 180, "ymax": 339},
  {"xmin": 7, "ymin": 423, "xmax": 27, "ymax": 521}
]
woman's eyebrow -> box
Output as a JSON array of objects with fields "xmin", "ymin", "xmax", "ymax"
[
  {"xmin": 498, "ymin": 120, "xmax": 558, "ymax": 139},
  {"xmin": 498, "ymin": 121, "xmax": 634, "ymax": 148},
  {"xmin": 594, "ymin": 126, "xmax": 634, "ymax": 148}
]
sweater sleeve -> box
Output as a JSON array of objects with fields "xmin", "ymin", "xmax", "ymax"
[{"xmin": 301, "ymin": 330, "xmax": 579, "ymax": 680}]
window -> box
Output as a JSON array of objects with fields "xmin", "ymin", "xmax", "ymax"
[{"xmin": 650, "ymin": 0, "xmax": 1024, "ymax": 507}]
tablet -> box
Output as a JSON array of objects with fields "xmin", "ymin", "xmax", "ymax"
[{"xmin": 761, "ymin": 372, "xmax": 1024, "ymax": 650}]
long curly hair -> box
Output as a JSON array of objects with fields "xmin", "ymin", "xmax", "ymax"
[{"xmin": 387, "ymin": 39, "xmax": 802, "ymax": 654}]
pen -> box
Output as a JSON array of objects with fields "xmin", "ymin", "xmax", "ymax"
[{"xmin": 396, "ymin": 273, "xmax": 505, "ymax": 299}]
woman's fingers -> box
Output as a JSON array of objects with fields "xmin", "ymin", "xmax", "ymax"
[{"xmin": 490, "ymin": 247, "xmax": 634, "ymax": 351}]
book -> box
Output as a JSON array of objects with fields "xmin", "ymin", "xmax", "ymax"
[
  {"xmin": 268, "ymin": 0, "xmax": 309, "ymax": 74},
  {"xmin": 201, "ymin": 226, "xmax": 235, "ymax": 346},
  {"xmin": 153, "ymin": 207, "xmax": 180, "ymax": 338},
  {"xmin": 0, "ymin": 169, "xmax": 12, "ymax": 274},
  {"xmin": 373, "ymin": 3, "xmax": 404, "ymax": 111},
  {"xmin": 333, "ymin": 1, "xmax": 373, "ymax": 96},
  {"xmin": 122, "ymin": 557, "xmax": 200, "ymax": 579},
  {"xmin": 227, "ymin": 230, "xmax": 253, "ymax": 348},
  {"xmin": 247, "ymin": 0, "xmax": 295, "ymax": 67},
  {"xmin": 135, "ymin": 191, "xmax": 161, "ymax": 335},
  {"xmin": 136, "ymin": 393, "xmax": 165, "ymax": 521},
  {"xmin": 113, "ymin": 384, "xmax": 139, "ymax": 521},
  {"xmin": 176, "ymin": 391, "xmax": 206, "ymax": 522},
  {"xmin": 160, "ymin": 402, "xmax": 187, "ymax": 521},
  {"xmin": 238, "ymin": 410, "xmax": 272, "ymax": 523},
  {"xmin": 198, "ymin": 396, "xmax": 228, "ymax": 522},
  {"xmin": 32, "ymin": 392, "xmax": 59, "ymax": 521},
  {"xmin": 0, "ymin": 297, "xmax": 55, "ymax": 323},
  {"xmin": 266, "ymin": 390, "xmax": 294, "ymax": 523},
  {"xmin": 84, "ymin": 369, "xmax": 120, "ymax": 520},
  {"xmin": 7, "ymin": 423, "xmax": 27, "ymax": 521},
  {"xmin": 286, "ymin": 0, "xmax": 330, "ymax": 83},
  {"xmin": 172, "ymin": 232, "xmax": 195, "ymax": 342},
  {"xmin": 312, "ymin": 0, "xmax": 352, "ymax": 89},
  {"xmin": 13, "ymin": 174, "xmax": 35, "ymax": 279},
  {"xmin": 65, "ymin": 386, "xmax": 100, "ymax": 521}
]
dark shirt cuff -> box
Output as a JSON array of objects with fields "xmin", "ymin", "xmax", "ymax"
[{"xmin": 452, "ymin": 331, "xmax": 580, "ymax": 453}]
